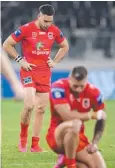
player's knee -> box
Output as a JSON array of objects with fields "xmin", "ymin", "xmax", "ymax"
[
  {"xmin": 64, "ymin": 126, "xmax": 79, "ymax": 138},
  {"xmin": 72, "ymin": 119, "xmax": 82, "ymax": 133},
  {"xmin": 63, "ymin": 128, "xmax": 76, "ymax": 142},
  {"xmin": 94, "ymin": 152, "xmax": 107, "ymax": 168},
  {"xmin": 24, "ymin": 103, "xmax": 34, "ymax": 112},
  {"xmin": 36, "ymin": 105, "xmax": 46, "ymax": 114}
]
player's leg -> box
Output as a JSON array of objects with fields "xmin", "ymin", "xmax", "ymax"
[
  {"xmin": 31, "ymin": 92, "xmax": 49, "ymax": 152},
  {"xmin": 91, "ymin": 151, "xmax": 107, "ymax": 168},
  {"xmin": 19, "ymin": 87, "xmax": 36, "ymax": 152},
  {"xmin": 77, "ymin": 162, "xmax": 88, "ymax": 168},
  {"xmin": 76, "ymin": 147, "xmax": 96, "ymax": 168},
  {"xmin": 1, "ymin": 49, "xmax": 24, "ymax": 100},
  {"xmin": 54, "ymin": 119, "xmax": 82, "ymax": 168},
  {"xmin": 76, "ymin": 146, "xmax": 106, "ymax": 168}
]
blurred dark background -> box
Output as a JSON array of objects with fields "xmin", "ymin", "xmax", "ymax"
[{"xmin": 1, "ymin": 1, "xmax": 115, "ymax": 60}]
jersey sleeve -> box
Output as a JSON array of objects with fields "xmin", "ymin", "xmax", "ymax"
[
  {"xmin": 50, "ymin": 85, "xmax": 69, "ymax": 105},
  {"xmin": 11, "ymin": 25, "xmax": 27, "ymax": 42},
  {"xmin": 55, "ymin": 27, "xmax": 65, "ymax": 44},
  {"xmin": 92, "ymin": 88, "xmax": 105, "ymax": 112}
]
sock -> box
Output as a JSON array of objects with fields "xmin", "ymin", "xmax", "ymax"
[
  {"xmin": 31, "ymin": 137, "xmax": 40, "ymax": 147},
  {"xmin": 20, "ymin": 122, "xmax": 29, "ymax": 138},
  {"xmin": 64, "ymin": 156, "xmax": 77, "ymax": 168}
]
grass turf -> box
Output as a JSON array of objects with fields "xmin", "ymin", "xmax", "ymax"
[{"xmin": 1, "ymin": 100, "xmax": 115, "ymax": 168}]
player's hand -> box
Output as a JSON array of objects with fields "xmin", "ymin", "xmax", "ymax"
[
  {"xmin": 91, "ymin": 111, "xmax": 106, "ymax": 120},
  {"xmin": 87, "ymin": 143, "xmax": 98, "ymax": 153},
  {"xmin": 19, "ymin": 59, "xmax": 36, "ymax": 71},
  {"xmin": 47, "ymin": 57, "xmax": 56, "ymax": 68}
]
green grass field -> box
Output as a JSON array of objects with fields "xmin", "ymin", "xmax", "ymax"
[{"xmin": 1, "ymin": 100, "xmax": 115, "ymax": 168}]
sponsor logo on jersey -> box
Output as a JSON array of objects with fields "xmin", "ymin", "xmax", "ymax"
[
  {"xmin": 32, "ymin": 32, "xmax": 37, "ymax": 39},
  {"xmin": 14, "ymin": 29, "xmax": 21, "ymax": 37},
  {"xmin": 23, "ymin": 77, "xmax": 32, "ymax": 85},
  {"xmin": 32, "ymin": 50, "xmax": 50, "ymax": 55},
  {"xmin": 51, "ymin": 88, "xmax": 65, "ymax": 92},
  {"xmin": 54, "ymin": 91, "xmax": 62, "ymax": 98},
  {"xmin": 44, "ymin": 48, "xmax": 49, "ymax": 51},
  {"xmin": 51, "ymin": 87, "xmax": 65, "ymax": 99},
  {"xmin": 36, "ymin": 42, "xmax": 44, "ymax": 50},
  {"xmin": 48, "ymin": 32, "xmax": 53, "ymax": 39},
  {"xmin": 97, "ymin": 94, "xmax": 104, "ymax": 105},
  {"xmin": 82, "ymin": 98, "xmax": 90, "ymax": 108},
  {"xmin": 60, "ymin": 31, "xmax": 64, "ymax": 38},
  {"xmin": 32, "ymin": 42, "xmax": 50, "ymax": 55},
  {"xmin": 39, "ymin": 32, "xmax": 46, "ymax": 35}
]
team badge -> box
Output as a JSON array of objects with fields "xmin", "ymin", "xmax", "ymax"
[
  {"xmin": 82, "ymin": 98, "xmax": 90, "ymax": 108},
  {"xmin": 48, "ymin": 32, "xmax": 53, "ymax": 39}
]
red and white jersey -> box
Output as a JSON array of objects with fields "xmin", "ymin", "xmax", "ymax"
[
  {"xmin": 49, "ymin": 78, "xmax": 105, "ymax": 132},
  {"xmin": 11, "ymin": 20, "xmax": 65, "ymax": 73}
]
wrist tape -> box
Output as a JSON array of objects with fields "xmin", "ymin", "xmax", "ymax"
[{"xmin": 14, "ymin": 55, "xmax": 23, "ymax": 63}]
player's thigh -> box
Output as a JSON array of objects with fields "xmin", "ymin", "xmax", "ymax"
[
  {"xmin": 54, "ymin": 120, "xmax": 80, "ymax": 148},
  {"xmin": 76, "ymin": 147, "xmax": 95, "ymax": 168},
  {"xmin": 35, "ymin": 92, "xmax": 49, "ymax": 110},
  {"xmin": 92, "ymin": 151, "xmax": 107, "ymax": 168},
  {"xmin": 24, "ymin": 87, "xmax": 36, "ymax": 108}
]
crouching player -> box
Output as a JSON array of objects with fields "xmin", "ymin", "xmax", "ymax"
[{"xmin": 46, "ymin": 66, "xmax": 107, "ymax": 168}]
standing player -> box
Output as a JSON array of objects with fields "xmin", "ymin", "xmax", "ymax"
[
  {"xmin": 3, "ymin": 4, "xmax": 69, "ymax": 152},
  {"xmin": 46, "ymin": 66, "xmax": 107, "ymax": 168}
]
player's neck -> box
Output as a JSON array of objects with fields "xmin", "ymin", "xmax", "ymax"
[{"xmin": 34, "ymin": 20, "xmax": 40, "ymax": 29}]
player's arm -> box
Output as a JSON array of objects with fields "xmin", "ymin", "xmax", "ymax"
[
  {"xmin": 87, "ymin": 110, "xmax": 106, "ymax": 153},
  {"xmin": 87, "ymin": 91, "xmax": 107, "ymax": 153},
  {"xmin": 53, "ymin": 39, "xmax": 69, "ymax": 64},
  {"xmin": 47, "ymin": 29, "xmax": 69, "ymax": 68},
  {"xmin": 92, "ymin": 117, "xmax": 106, "ymax": 145},
  {"xmin": 54, "ymin": 103, "xmax": 95, "ymax": 121},
  {"xmin": 51, "ymin": 86, "xmax": 100, "ymax": 121},
  {"xmin": 3, "ymin": 35, "xmax": 19, "ymax": 59},
  {"xmin": 3, "ymin": 28, "xmax": 36, "ymax": 71},
  {"xmin": 92, "ymin": 92, "xmax": 106, "ymax": 145}
]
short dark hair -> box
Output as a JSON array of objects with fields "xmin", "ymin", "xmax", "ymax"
[
  {"xmin": 71, "ymin": 66, "xmax": 88, "ymax": 81},
  {"xmin": 39, "ymin": 4, "xmax": 55, "ymax": 16}
]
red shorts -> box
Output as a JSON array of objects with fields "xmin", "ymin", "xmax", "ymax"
[
  {"xmin": 46, "ymin": 130, "xmax": 89, "ymax": 154},
  {"xmin": 20, "ymin": 68, "xmax": 51, "ymax": 92}
]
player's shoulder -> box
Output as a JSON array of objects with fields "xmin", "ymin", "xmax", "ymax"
[
  {"xmin": 51, "ymin": 78, "xmax": 68, "ymax": 89},
  {"xmin": 87, "ymin": 83, "xmax": 101, "ymax": 97},
  {"xmin": 20, "ymin": 21, "xmax": 34, "ymax": 30},
  {"xmin": 87, "ymin": 83, "xmax": 104, "ymax": 106},
  {"xmin": 19, "ymin": 21, "xmax": 34, "ymax": 33},
  {"xmin": 51, "ymin": 78, "xmax": 68, "ymax": 99},
  {"xmin": 49, "ymin": 24, "xmax": 61, "ymax": 32}
]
